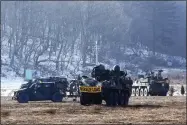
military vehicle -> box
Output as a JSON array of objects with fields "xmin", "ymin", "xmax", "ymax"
[
  {"xmin": 131, "ymin": 70, "xmax": 170, "ymax": 96},
  {"xmin": 12, "ymin": 77, "xmax": 69, "ymax": 103},
  {"xmin": 78, "ymin": 76, "xmax": 103, "ymax": 105},
  {"xmin": 101, "ymin": 75, "xmax": 133, "ymax": 106},
  {"xmin": 19, "ymin": 76, "xmax": 68, "ymax": 89},
  {"xmin": 19, "ymin": 80, "xmax": 33, "ymax": 89},
  {"xmin": 78, "ymin": 66, "xmax": 133, "ymax": 106}
]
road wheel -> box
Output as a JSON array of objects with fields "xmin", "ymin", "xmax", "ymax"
[
  {"xmin": 52, "ymin": 92, "xmax": 63, "ymax": 102},
  {"xmin": 80, "ymin": 93, "xmax": 86, "ymax": 105},
  {"xmin": 150, "ymin": 93, "xmax": 156, "ymax": 96},
  {"xmin": 119, "ymin": 91, "xmax": 129, "ymax": 106},
  {"xmin": 135, "ymin": 89, "xmax": 140, "ymax": 96},
  {"xmin": 80, "ymin": 93, "xmax": 90, "ymax": 105},
  {"xmin": 143, "ymin": 88, "xmax": 148, "ymax": 96},
  {"xmin": 17, "ymin": 93, "xmax": 29, "ymax": 103},
  {"xmin": 94, "ymin": 93, "xmax": 102, "ymax": 105},
  {"xmin": 140, "ymin": 88, "xmax": 144, "ymax": 96},
  {"xmin": 159, "ymin": 92, "xmax": 167, "ymax": 96},
  {"xmin": 163, "ymin": 92, "xmax": 167, "ymax": 96},
  {"xmin": 106, "ymin": 89, "xmax": 117, "ymax": 106},
  {"xmin": 111, "ymin": 90, "xmax": 118, "ymax": 106},
  {"xmin": 105, "ymin": 89, "xmax": 112, "ymax": 106},
  {"xmin": 118, "ymin": 91, "xmax": 125, "ymax": 106},
  {"xmin": 123, "ymin": 93, "xmax": 129, "ymax": 106},
  {"xmin": 131, "ymin": 88, "xmax": 136, "ymax": 96}
]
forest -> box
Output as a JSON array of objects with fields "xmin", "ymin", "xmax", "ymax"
[{"xmin": 1, "ymin": 1, "xmax": 186, "ymax": 78}]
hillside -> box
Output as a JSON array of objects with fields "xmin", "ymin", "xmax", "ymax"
[
  {"xmin": 1, "ymin": 1, "xmax": 186, "ymax": 80},
  {"xmin": 1, "ymin": 35, "xmax": 186, "ymax": 79}
]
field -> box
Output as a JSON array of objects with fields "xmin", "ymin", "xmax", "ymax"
[
  {"xmin": 1, "ymin": 96, "xmax": 186, "ymax": 124},
  {"xmin": 1, "ymin": 71, "xmax": 186, "ymax": 124}
]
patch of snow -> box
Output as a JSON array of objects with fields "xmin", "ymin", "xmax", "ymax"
[{"xmin": 1, "ymin": 77, "xmax": 24, "ymax": 89}]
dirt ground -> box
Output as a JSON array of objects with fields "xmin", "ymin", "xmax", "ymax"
[{"xmin": 1, "ymin": 96, "xmax": 186, "ymax": 124}]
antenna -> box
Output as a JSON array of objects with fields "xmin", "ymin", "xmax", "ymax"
[{"xmin": 95, "ymin": 40, "xmax": 98, "ymax": 65}]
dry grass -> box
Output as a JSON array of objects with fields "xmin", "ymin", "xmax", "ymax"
[
  {"xmin": 90, "ymin": 105, "xmax": 102, "ymax": 114},
  {"xmin": 1, "ymin": 96, "xmax": 186, "ymax": 124},
  {"xmin": 65, "ymin": 106, "xmax": 77, "ymax": 114},
  {"xmin": 43, "ymin": 109, "xmax": 57, "ymax": 115},
  {"xmin": 1, "ymin": 110, "xmax": 10, "ymax": 117}
]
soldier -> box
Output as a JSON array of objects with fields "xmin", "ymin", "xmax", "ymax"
[
  {"xmin": 157, "ymin": 70, "xmax": 163, "ymax": 79},
  {"xmin": 69, "ymin": 80, "xmax": 77, "ymax": 96},
  {"xmin": 169, "ymin": 86, "xmax": 174, "ymax": 96},
  {"xmin": 145, "ymin": 70, "xmax": 150, "ymax": 78},
  {"xmin": 150, "ymin": 71, "xmax": 155, "ymax": 79},
  {"xmin": 110, "ymin": 65, "xmax": 127, "ymax": 79},
  {"xmin": 181, "ymin": 85, "xmax": 185, "ymax": 96},
  {"xmin": 111, "ymin": 65, "xmax": 120, "ymax": 76},
  {"xmin": 109, "ymin": 65, "xmax": 122, "ymax": 86}
]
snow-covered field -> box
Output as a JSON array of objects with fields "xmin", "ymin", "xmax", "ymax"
[{"xmin": 1, "ymin": 77, "xmax": 25, "ymax": 96}]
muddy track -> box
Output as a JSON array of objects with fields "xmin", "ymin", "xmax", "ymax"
[{"xmin": 1, "ymin": 96, "xmax": 186, "ymax": 124}]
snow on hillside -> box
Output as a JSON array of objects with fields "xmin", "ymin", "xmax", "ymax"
[
  {"xmin": 123, "ymin": 43, "xmax": 186, "ymax": 66},
  {"xmin": 1, "ymin": 32, "xmax": 186, "ymax": 97},
  {"xmin": 1, "ymin": 28, "xmax": 186, "ymax": 79}
]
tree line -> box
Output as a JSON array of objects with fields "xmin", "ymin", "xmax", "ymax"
[{"xmin": 1, "ymin": 1, "xmax": 185, "ymax": 77}]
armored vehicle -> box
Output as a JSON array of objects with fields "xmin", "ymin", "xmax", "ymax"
[
  {"xmin": 132, "ymin": 70, "xmax": 170, "ymax": 96},
  {"xmin": 78, "ymin": 76, "xmax": 103, "ymax": 105},
  {"xmin": 101, "ymin": 75, "xmax": 133, "ymax": 106},
  {"xmin": 35, "ymin": 76, "xmax": 68, "ymax": 83},
  {"xmin": 12, "ymin": 77, "xmax": 69, "ymax": 103},
  {"xmin": 79, "ymin": 65, "xmax": 133, "ymax": 106},
  {"xmin": 19, "ymin": 76, "xmax": 68, "ymax": 89},
  {"xmin": 19, "ymin": 80, "xmax": 33, "ymax": 89}
]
